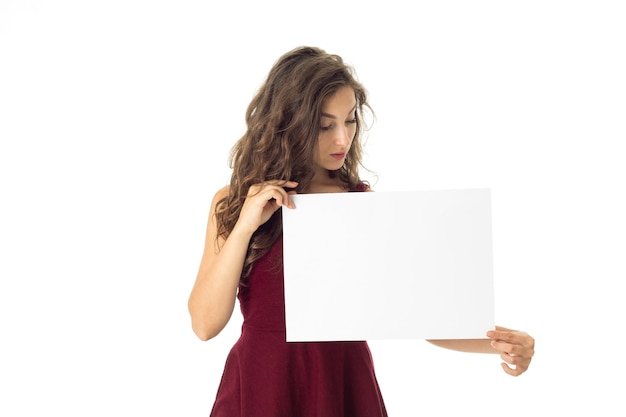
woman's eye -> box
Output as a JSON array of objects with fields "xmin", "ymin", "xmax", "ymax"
[
  {"xmin": 346, "ymin": 118, "xmax": 357, "ymax": 124},
  {"xmin": 320, "ymin": 125, "xmax": 333, "ymax": 131}
]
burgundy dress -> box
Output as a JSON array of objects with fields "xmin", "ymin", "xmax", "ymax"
[{"xmin": 209, "ymin": 186, "xmax": 388, "ymax": 417}]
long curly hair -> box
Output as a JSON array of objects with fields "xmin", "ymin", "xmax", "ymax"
[{"xmin": 215, "ymin": 46, "xmax": 373, "ymax": 280}]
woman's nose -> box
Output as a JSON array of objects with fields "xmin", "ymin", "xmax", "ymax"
[{"xmin": 334, "ymin": 126, "xmax": 350, "ymax": 146}]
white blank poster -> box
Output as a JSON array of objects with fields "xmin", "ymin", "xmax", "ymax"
[{"xmin": 282, "ymin": 188, "xmax": 495, "ymax": 342}]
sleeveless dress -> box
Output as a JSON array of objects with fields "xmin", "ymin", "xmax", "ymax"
[{"xmin": 210, "ymin": 184, "xmax": 388, "ymax": 417}]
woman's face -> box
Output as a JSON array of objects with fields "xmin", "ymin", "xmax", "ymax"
[{"xmin": 314, "ymin": 86, "xmax": 357, "ymax": 174}]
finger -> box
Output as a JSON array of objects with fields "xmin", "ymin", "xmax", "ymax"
[
  {"xmin": 249, "ymin": 180, "xmax": 298, "ymax": 194},
  {"xmin": 500, "ymin": 351, "xmax": 513, "ymax": 363},
  {"xmin": 280, "ymin": 180, "xmax": 299, "ymax": 190},
  {"xmin": 250, "ymin": 184, "xmax": 289, "ymax": 202},
  {"xmin": 508, "ymin": 343, "xmax": 534, "ymax": 358},
  {"xmin": 491, "ymin": 340, "xmax": 534, "ymax": 362},
  {"xmin": 487, "ymin": 329, "xmax": 519, "ymax": 342},
  {"xmin": 500, "ymin": 351, "xmax": 526, "ymax": 366},
  {"xmin": 265, "ymin": 191, "xmax": 289, "ymax": 208},
  {"xmin": 495, "ymin": 345, "xmax": 532, "ymax": 375},
  {"xmin": 265, "ymin": 187, "xmax": 295, "ymax": 209},
  {"xmin": 500, "ymin": 362, "xmax": 525, "ymax": 377},
  {"xmin": 249, "ymin": 182, "xmax": 298, "ymax": 207},
  {"xmin": 488, "ymin": 330, "xmax": 535, "ymax": 348}
]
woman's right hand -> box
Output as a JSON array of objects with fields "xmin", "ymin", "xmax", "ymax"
[{"xmin": 235, "ymin": 180, "xmax": 298, "ymax": 235}]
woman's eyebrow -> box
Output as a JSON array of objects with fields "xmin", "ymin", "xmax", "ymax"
[{"xmin": 321, "ymin": 105, "xmax": 357, "ymax": 119}]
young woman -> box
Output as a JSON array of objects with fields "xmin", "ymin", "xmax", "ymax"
[{"xmin": 188, "ymin": 46, "xmax": 535, "ymax": 417}]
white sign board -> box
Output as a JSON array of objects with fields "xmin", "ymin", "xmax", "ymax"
[{"xmin": 282, "ymin": 188, "xmax": 495, "ymax": 342}]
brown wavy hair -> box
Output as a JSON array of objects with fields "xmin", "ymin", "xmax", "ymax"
[{"xmin": 215, "ymin": 46, "xmax": 373, "ymax": 280}]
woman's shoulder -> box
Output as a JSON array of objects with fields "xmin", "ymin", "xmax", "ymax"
[
  {"xmin": 210, "ymin": 185, "xmax": 230, "ymax": 208},
  {"xmin": 215, "ymin": 184, "xmax": 230, "ymax": 198}
]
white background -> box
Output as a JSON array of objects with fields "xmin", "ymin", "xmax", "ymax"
[{"xmin": 1, "ymin": 1, "xmax": 624, "ymax": 415}]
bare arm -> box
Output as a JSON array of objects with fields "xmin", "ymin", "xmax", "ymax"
[
  {"xmin": 427, "ymin": 338, "xmax": 497, "ymax": 354},
  {"xmin": 187, "ymin": 186, "xmax": 248, "ymax": 341},
  {"xmin": 187, "ymin": 181, "xmax": 297, "ymax": 341},
  {"xmin": 427, "ymin": 326, "xmax": 535, "ymax": 376}
]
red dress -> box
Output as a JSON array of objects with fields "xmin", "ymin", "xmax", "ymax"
[{"xmin": 210, "ymin": 187, "xmax": 388, "ymax": 417}]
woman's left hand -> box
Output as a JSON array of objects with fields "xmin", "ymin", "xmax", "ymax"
[{"xmin": 487, "ymin": 326, "xmax": 535, "ymax": 376}]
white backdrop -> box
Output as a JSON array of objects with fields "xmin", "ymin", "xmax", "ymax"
[{"xmin": 1, "ymin": 1, "xmax": 624, "ymax": 415}]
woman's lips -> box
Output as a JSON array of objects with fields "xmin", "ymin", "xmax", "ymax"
[{"xmin": 331, "ymin": 152, "xmax": 346, "ymax": 160}]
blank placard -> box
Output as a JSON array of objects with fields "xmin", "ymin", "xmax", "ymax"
[{"xmin": 282, "ymin": 188, "xmax": 495, "ymax": 342}]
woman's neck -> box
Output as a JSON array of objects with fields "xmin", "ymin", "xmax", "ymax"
[{"xmin": 306, "ymin": 171, "xmax": 349, "ymax": 193}]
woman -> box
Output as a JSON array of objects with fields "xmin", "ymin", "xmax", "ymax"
[{"xmin": 188, "ymin": 46, "xmax": 535, "ymax": 417}]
